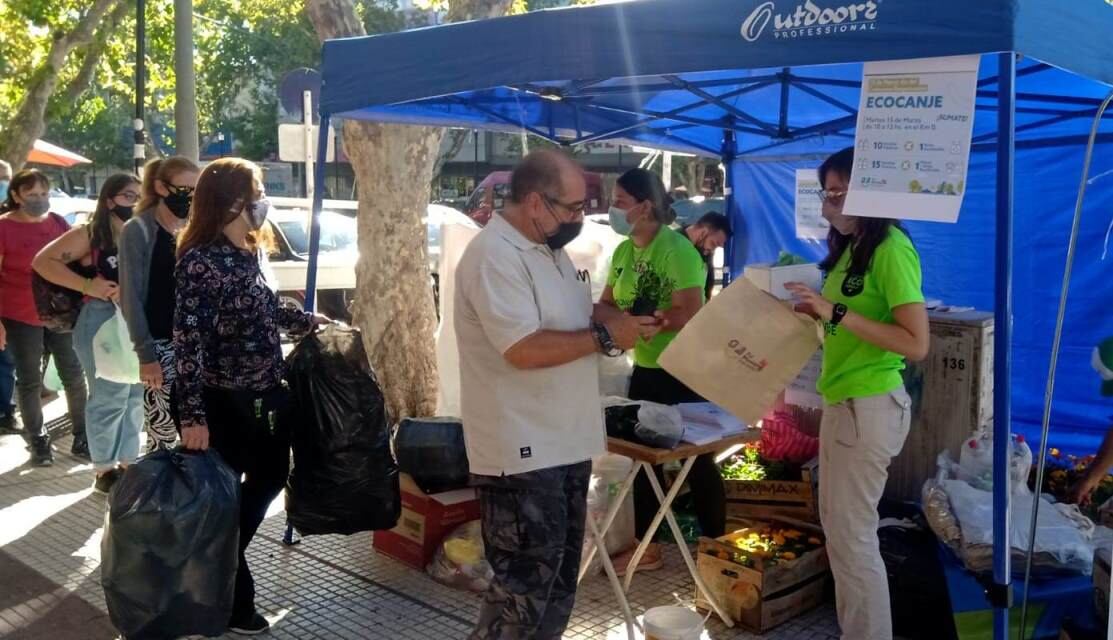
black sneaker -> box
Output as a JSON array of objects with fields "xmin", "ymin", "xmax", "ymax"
[
  {"xmin": 70, "ymin": 435, "xmax": 91, "ymax": 460},
  {"xmin": 0, "ymin": 414, "xmax": 21, "ymax": 435},
  {"xmin": 92, "ymin": 469, "xmax": 121, "ymax": 495},
  {"xmin": 32, "ymin": 437, "xmax": 54, "ymax": 467},
  {"xmin": 228, "ymin": 613, "xmax": 270, "ymax": 636}
]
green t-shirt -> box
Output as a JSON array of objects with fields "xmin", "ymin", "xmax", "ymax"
[
  {"xmin": 816, "ymin": 226, "xmax": 924, "ymax": 405},
  {"xmin": 608, "ymin": 227, "xmax": 707, "ymax": 368}
]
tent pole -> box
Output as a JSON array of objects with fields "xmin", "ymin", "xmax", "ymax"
[
  {"xmin": 721, "ymin": 127, "xmax": 737, "ymax": 285},
  {"xmin": 304, "ymin": 115, "xmax": 332, "ymax": 313},
  {"xmin": 991, "ymin": 52, "xmax": 1016, "ymax": 640}
]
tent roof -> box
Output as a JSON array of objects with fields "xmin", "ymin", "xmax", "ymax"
[
  {"xmin": 320, "ymin": 0, "xmax": 1113, "ymax": 156},
  {"xmin": 28, "ymin": 139, "xmax": 91, "ymax": 167}
]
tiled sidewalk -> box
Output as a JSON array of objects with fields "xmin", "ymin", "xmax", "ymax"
[{"xmin": 0, "ymin": 403, "xmax": 841, "ymax": 640}]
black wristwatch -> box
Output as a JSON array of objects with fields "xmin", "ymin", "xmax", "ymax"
[
  {"xmin": 591, "ymin": 322, "xmax": 624, "ymax": 358},
  {"xmin": 830, "ymin": 303, "xmax": 849, "ymax": 327}
]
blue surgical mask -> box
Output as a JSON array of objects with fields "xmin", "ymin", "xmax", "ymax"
[
  {"xmin": 608, "ymin": 206, "xmax": 633, "ymax": 236},
  {"xmin": 0, "ymin": 180, "xmax": 8, "ymax": 202}
]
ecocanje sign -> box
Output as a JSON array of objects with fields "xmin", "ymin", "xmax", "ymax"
[{"xmin": 741, "ymin": 0, "xmax": 880, "ymax": 42}]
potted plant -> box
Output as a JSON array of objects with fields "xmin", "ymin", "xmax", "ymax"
[{"xmin": 630, "ymin": 268, "xmax": 666, "ymax": 316}]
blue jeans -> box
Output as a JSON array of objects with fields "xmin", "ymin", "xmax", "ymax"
[
  {"xmin": 73, "ymin": 300, "xmax": 144, "ymax": 471},
  {"xmin": 0, "ymin": 347, "xmax": 13, "ymax": 417}
]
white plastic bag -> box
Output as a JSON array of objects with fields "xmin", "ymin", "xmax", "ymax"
[
  {"xmin": 43, "ymin": 357, "xmax": 62, "ymax": 392},
  {"xmin": 93, "ymin": 305, "xmax": 140, "ymax": 384},
  {"xmin": 426, "ymin": 520, "xmax": 493, "ymax": 593},
  {"xmin": 582, "ymin": 454, "xmax": 637, "ymax": 575}
]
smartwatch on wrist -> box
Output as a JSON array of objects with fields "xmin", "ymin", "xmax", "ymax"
[{"xmin": 830, "ymin": 303, "xmax": 849, "ymax": 327}]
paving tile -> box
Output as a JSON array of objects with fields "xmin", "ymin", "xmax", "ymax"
[{"xmin": 0, "ymin": 426, "xmax": 846, "ymax": 640}]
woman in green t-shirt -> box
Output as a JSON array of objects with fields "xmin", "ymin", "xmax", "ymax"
[
  {"xmin": 596, "ymin": 168, "xmax": 725, "ymax": 574},
  {"xmin": 785, "ymin": 147, "xmax": 930, "ymax": 640}
]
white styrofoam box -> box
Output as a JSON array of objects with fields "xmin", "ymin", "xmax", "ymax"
[{"xmin": 743, "ymin": 263, "xmax": 822, "ymax": 301}]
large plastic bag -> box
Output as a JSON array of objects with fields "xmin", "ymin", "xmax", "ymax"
[
  {"xmin": 394, "ymin": 417, "xmax": 470, "ymax": 495},
  {"xmin": 101, "ymin": 449, "xmax": 240, "ymax": 640},
  {"xmin": 924, "ymin": 451, "xmax": 1095, "ymax": 576},
  {"xmin": 93, "ymin": 305, "xmax": 140, "ymax": 384},
  {"xmin": 427, "ymin": 520, "xmax": 493, "ymax": 592},
  {"xmin": 43, "ymin": 357, "xmax": 62, "ymax": 392},
  {"xmin": 285, "ymin": 325, "xmax": 401, "ymax": 535},
  {"xmin": 582, "ymin": 454, "xmax": 637, "ymax": 575}
]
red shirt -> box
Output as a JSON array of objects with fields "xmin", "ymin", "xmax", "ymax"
[{"xmin": 0, "ymin": 213, "xmax": 70, "ymax": 326}]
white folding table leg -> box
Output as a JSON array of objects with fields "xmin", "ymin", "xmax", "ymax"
[
  {"xmin": 584, "ymin": 507, "xmax": 639, "ymax": 639},
  {"xmin": 622, "ymin": 458, "xmax": 696, "ymax": 591},
  {"xmin": 578, "ymin": 463, "xmax": 641, "ymax": 584},
  {"xmin": 644, "ymin": 461, "xmax": 735, "ymax": 628}
]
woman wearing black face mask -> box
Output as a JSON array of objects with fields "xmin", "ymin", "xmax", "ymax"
[
  {"xmin": 174, "ymin": 158, "xmax": 327, "ymax": 636},
  {"xmin": 118, "ymin": 156, "xmax": 199, "ymax": 453},
  {"xmin": 1, "ymin": 169, "xmax": 89, "ymax": 466},
  {"xmin": 34, "ymin": 174, "xmax": 141, "ymax": 486}
]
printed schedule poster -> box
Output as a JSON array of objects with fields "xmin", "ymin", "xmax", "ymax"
[
  {"xmin": 795, "ymin": 168, "xmax": 828, "ymax": 240},
  {"xmin": 846, "ymin": 55, "xmax": 979, "ymax": 223}
]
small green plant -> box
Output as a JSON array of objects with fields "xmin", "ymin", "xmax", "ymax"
[{"xmin": 631, "ymin": 266, "xmax": 667, "ymax": 316}]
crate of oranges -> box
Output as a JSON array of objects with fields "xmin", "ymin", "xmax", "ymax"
[{"xmin": 695, "ymin": 518, "xmax": 829, "ymax": 633}]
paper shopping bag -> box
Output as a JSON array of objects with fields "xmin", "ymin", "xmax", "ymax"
[{"xmin": 659, "ymin": 278, "xmax": 822, "ymax": 425}]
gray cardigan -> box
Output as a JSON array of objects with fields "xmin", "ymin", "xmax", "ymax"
[{"xmin": 118, "ymin": 212, "xmax": 163, "ymax": 364}]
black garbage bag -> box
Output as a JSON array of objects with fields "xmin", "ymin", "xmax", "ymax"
[
  {"xmin": 394, "ymin": 417, "xmax": 470, "ymax": 494},
  {"xmin": 878, "ymin": 500, "xmax": 957, "ymax": 640},
  {"xmin": 285, "ymin": 324, "xmax": 401, "ymax": 535},
  {"xmin": 605, "ymin": 404, "xmax": 641, "ymax": 441},
  {"xmin": 101, "ymin": 449, "xmax": 240, "ymax": 640}
]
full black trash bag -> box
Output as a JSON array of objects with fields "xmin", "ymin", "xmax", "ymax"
[
  {"xmin": 878, "ymin": 500, "xmax": 957, "ymax": 640},
  {"xmin": 394, "ymin": 417, "xmax": 470, "ymax": 494},
  {"xmin": 285, "ymin": 324, "xmax": 401, "ymax": 535},
  {"xmin": 101, "ymin": 449, "xmax": 240, "ymax": 640}
]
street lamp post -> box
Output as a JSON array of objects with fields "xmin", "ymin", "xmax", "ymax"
[{"xmin": 134, "ymin": 0, "xmax": 146, "ymax": 176}]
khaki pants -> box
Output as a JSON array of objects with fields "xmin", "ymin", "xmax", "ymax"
[{"xmin": 819, "ymin": 388, "xmax": 912, "ymax": 640}]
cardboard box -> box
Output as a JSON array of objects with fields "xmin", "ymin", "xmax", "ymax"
[
  {"xmin": 724, "ymin": 459, "xmax": 819, "ymax": 523},
  {"xmin": 695, "ymin": 518, "xmax": 829, "ymax": 633},
  {"xmin": 743, "ymin": 263, "xmax": 822, "ymax": 301},
  {"xmin": 885, "ymin": 310, "xmax": 994, "ymax": 502},
  {"xmin": 373, "ymin": 473, "xmax": 479, "ymax": 570}
]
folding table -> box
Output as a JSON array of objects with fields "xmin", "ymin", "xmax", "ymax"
[{"xmin": 579, "ymin": 432, "xmax": 760, "ymax": 638}]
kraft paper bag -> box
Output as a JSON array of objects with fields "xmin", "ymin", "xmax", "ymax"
[{"xmin": 659, "ymin": 278, "xmax": 823, "ymax": 426}]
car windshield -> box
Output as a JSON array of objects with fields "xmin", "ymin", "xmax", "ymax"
[{"xmin": 277, "ymin": 212, "xmax": 357, "ymax": 255}]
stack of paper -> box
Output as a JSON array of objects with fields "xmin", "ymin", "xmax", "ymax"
[{"xmin": 677, "ymin": 403, "xmax": 750, "ymax": 445}]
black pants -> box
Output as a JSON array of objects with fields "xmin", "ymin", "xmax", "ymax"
[
  {"xmin": 201, "ymin": 385, "xmax": 290, "ymax": 622},
  {"xmin": 628, "ymin": 366, "xmax": 726, "ymax": 539},
  {"xmin": 2, "ymin": 318, "xmax": 86, "ymax": 441}
]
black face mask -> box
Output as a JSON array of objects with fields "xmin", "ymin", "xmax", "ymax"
[
  {"xmin": 112, "ymin": 205, "xmax": 134, "ymax": 222},
  {"xmin": 164, "ymin": 191, "xmax": 192, "ymax": 219},
  {"xmin": 537, "ymin": 198, "xmax": 583, "ymax": 251}
]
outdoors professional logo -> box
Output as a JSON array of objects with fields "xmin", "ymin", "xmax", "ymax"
[{"xmin": 741, "ymin": 0, "xmax": 881, "ymax": 42}]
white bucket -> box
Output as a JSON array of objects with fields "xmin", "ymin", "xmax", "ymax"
[{"xmin": 643, "ymin": 606, "xmax": 704, "ymax": 640}]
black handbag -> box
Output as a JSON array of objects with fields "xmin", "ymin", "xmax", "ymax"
[{"xmin": 31, "ymin": 263, "xmax": 92, "ymax": 333}]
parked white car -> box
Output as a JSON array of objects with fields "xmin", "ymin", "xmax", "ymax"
[{"xmin": 265, "ymin": 198, "xmax": 470, "ymax": 319}]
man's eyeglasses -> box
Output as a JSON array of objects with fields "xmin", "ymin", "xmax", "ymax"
[
  {"xmin": 818, "ymin": 189, "xmax": 847, "ymax": 204},
  {"xmin": 543, "ymin": 194, "xmax": 586, "ymax": 216}
]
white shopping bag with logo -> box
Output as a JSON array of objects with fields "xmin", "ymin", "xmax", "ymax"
[{"xmin": 659, "ymin": 278, "xmax": 822, "ymax": 425}]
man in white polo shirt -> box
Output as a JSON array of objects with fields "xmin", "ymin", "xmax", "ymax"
[{"xmin": 456, "ymin": 150, "xmax": 650, "ymax": 640}]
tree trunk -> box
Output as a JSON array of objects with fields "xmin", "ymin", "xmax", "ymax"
[
  {"xmin": 174, "ymin": 0, "xmax": 200, "ymax": 161},
  {"xmin": 64, "ymin": 2, "xmax": 131, "ymax": 104},
  {"xmin": 0, "ymin": 0, "xmax": 124, "ymax": 170},
  {"xmin": 306, "ymin": 0, "xmax": 512, "ymax": 421},
  {"xmin": 431, "ymin": 128, "xmax": 472, "ymax": 191}
]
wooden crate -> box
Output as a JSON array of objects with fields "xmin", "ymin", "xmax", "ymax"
[
  {"xmin": 695, "ymin": 518, "xmax": 830, "ymax": 633},
  {"xmin": 724, "ymin": 459, "xmax": 818, "ymax": 522},
  {"xmin": 884, "ymin": 310, "xmax": 994, "ymax": 502}
]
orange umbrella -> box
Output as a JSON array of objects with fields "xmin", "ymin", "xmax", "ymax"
[{"xmin": 27, "ymin": 139, "xmax": 91, "ymax": 167}]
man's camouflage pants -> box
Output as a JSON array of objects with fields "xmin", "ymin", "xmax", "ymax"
[{"xmin": 469, "ymin": 461, "xmax": 591, "ymax": 640}]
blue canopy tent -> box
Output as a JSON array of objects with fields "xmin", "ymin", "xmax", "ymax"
[{"xmin": 310, "ymin": 1, "xmax": 1113, "ymax": 636}]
